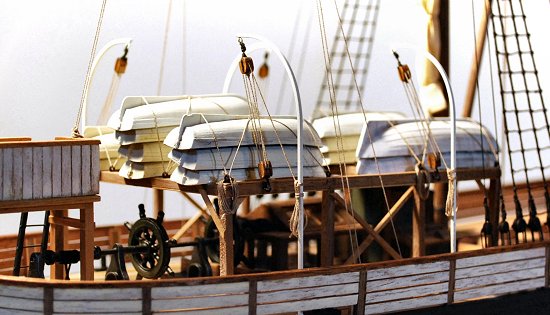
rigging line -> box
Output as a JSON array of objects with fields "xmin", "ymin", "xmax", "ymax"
[
  {"xmin": 242, "ymin": 73, "xmax": 264, "ymax": 163},
  {"xmin": 316, "ymin": 0, "xmax": 359, "ymax": 262},
  {"xmin": 252, "ymin": 77, "xmax": 298, "ymax": 179},
  {"xmin": 494, "ymin": 0, "xmax": 534, "ymax": 198},
  {"xmin": 157, "ymin": 0, "xmax": 173, "ymax": 96},
  {"xmin": 331, "ymin": 0, "xmax": 404, "ymax": 258},
  {"xmin": 471, "ymin": 0, "xmax": 489, "ymax": 195},
  {"xmin": 73, "ymin": 0, "xmax": 107, "ymax": 138},
  {"xmin": 181, "ymin": 0, "xmax": 186, "ymax": 93},
  {"xmin": 275, "ymin": 1, "xmax": 304, "ymax": 115},
  {"xmin": 141, "ymin": 97, "xmax": 170, "ymax": 176}
]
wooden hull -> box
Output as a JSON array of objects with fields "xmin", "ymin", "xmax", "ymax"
[{"xmin": 0, "ymin": 241, "xmax": 548, "ymax": 314}]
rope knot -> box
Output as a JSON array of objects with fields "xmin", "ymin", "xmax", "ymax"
[
  {"xmin": 445, "ymin": 168, "xmax": 457, "ymax": 217},
  {"xmin": 289, "ymin": 180, "xmax": 306, "ymax": 238},
  {"xmin": 217, "ymin": 173, "xmax": 239, "ymax": 214}
]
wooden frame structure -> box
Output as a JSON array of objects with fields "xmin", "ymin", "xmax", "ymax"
[
  {"xmin": 100, "ymin": 165, "xmax": 501, "ymax": 275},
  {"xmin": 0, "ymin": 138, "xmax": 101, "ymax": 280}
]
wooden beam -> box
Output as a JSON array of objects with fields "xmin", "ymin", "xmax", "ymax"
[
  {"xmin": 179, "ymin": 191, "xmax": 208, "ymax": 214},
  {"xmin": 152, "ymin": 188, "xmax": 163, "ymax": 218},
  {"xmin": 488, "ymin": 178, "xmax": 501, "ymax": 246},
  {"xmin": 100, "ymin": 167, "xmax": 500, "ymax": 197},
  {"xmin": 220, "ymin": 212, "xmax": 234, "ymax": 276},
  {"xmin": 171, "ymin": 211, "xmax": 203, "ymax": 241},
  {"xmin": 344, "ymin": 186, "xmax": 414, "ymax": 264},
  {"xmin": 248, "ymin": 279, "xmax": 257, "ymax": 315},
  {"xmin": 462, "ymin": 0, "xmax": 492, "ymax": 118},
  {"xmin": 79, "ymin": 204, "xmax": 95, "ymax": 280},
  {"xmin": 198, "ymin": 189, "xmax": 224, "ymax": 235},
  {"xmin": 50, "ymin": 210, "xmax": 67, "ymax": 280},
  {"xmin": 412, "ymin": 187, "xmax": 426, "ymax": 257},
  {"xmin": 355, "ymin": 270, "xmax": 367, "ymax": 315},
  {"xmin": 321, "ymin": 190, "xmax": 335, "ymax": 267},
  {"xmin": 448, "ymin": 258, "xmax": 456, "ymax": 304}
]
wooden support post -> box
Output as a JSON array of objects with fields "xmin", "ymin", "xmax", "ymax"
[
  {"xmin": 343, "ymin": 187, "xmax": 413, "ymax": 264},
  {"xmin": 413, "ymin": 187, "xmax": 426, "ymax": 257},
  {"xmin": 355, "ymin": 270, "xmax": 367, "ymax": 315},
  {"xmin": 220, "ymin": 212, "xmax": 234, "ymax": 276},
  {"xmin": 171, "ymin": 211, "xmax": 203, "ymax": 241},
  {"xmin": 49, "ymin": 209, "xmax": 67, "ymax": 280},
  {"xmin": 448, "ymin": 258, "xmax": 456, "ymax": 304},
  {"xmin": 248, "ymin": 280, "xmax": 257, "ymax": 315},
  {"xmin": 488, "ymin": 178, "xmax": 500, "ymax": 247},
  {"xmin": 142, "ymin": 287, "xmax": 152, "ymax": 315},
  {"xmin": 462, "ymin": 0, "xmax": 492, "ymax": 118},
  {"xmin": 80, "ymin": 204, "xmax": 95, "ymax": 280},
  {"xmin": 321, "ymin": 190, "xmax": 335, "ymax": 267},
  {"xmin": 545, "ymin": 246, "xmax": 550, "ymax": 288},
  {"xmin": 152, "ymin": 188, "xmax": 163, "ymax": 218},
  {"xmin": 43, "ymin": 287, "xmax": 53, "ymax": 315}
]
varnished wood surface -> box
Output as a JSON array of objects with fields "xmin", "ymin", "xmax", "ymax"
[
  {"xmin": 0, "ymin": 138, "xmax": 100, "ymax": 148},
  {"xmin": 0, "ymin": 242, "xmax": 548, "ymax": 315},
  {"xmin": 100, "ymin": 167, "xmax": 500, "ymax": 196},
  {"xmin": 0, "ymin": 195, "xmax": 101, "ymax": 213},
  {"xmin": 1, "ymin": 240, "xmax": 547, "ymax": 288}
]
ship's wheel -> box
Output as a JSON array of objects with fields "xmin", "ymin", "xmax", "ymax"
[{"xmin": 128, "ymin": 214, "xmax": 171, "ymax": 279}]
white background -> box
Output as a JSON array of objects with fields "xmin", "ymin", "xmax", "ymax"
[{"xmin": 0, "ymin": 0, "xmax": 548, "ymax": 235}]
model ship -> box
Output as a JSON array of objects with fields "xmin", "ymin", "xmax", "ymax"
[{"xmin": 1, "ymin": 0, "xmax": 549, "ymax": 314}]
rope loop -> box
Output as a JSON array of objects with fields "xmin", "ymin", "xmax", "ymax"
[
  {"xmin": 415, "ymin": 162, "xmax": 431, "ymax": 201},
  {"xmin": 289, "ymin": 180, "xmax": 306, "ymax": 237},
  {"xmin": 217, "ymin": 173, "xmax": 239, "ymax": 215},
  {"xmin": 445, "ymin": 168, "xmax": 456, "ymax": 217}
]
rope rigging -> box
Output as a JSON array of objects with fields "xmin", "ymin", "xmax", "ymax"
[
  {"xmin": 314, "ymin": 0, "xmax": 381, "ymax": 118},
  {"xmin": 72, "ymin": 0, "xmax": 107, "ymax": 138},
  {"xmin": 316, "ymin": 0, "xmax": 404, "ymax": 261},
  {"xmin": 491, "ymin": 0, "xmax": 550, "ymax": 243}
]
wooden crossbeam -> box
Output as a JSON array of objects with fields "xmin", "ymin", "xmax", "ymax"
[{"xmin": 342, "ymin": 186, "xmax": 414, "ymax": 264}]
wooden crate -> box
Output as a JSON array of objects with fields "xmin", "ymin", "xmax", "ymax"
[{"xmin": 0, "ymin": 137, "xmax": 100, "ymax": 201}]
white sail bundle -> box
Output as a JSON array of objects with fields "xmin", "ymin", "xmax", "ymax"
[
  {"xmin": 165, "ymin": 114, "xmax": 327, "ymax": 185},
  {"xmin": 356, "ymin": 119, "xmax": 498, "ymax": 174},
  {"xmin": 312, "ymin": 111, "xmax": 406, "ymax": 165},
  {"xmin": 106, "ymin": 94, "xmax": 249, "ymax": 179},
  {"xmin": 83, "ymin": 126, "xmax": 125, "ymax": 171}
]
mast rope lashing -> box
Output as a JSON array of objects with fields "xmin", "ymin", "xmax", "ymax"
[{"xmin": 217, "ymin": 174, "xmax": 239, "ymax": 215}]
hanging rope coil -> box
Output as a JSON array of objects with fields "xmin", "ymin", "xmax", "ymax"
[
  {"xmin": 217, "ymin": 174, "xmax": 239, "ymax": 215},
  {"xmin": 289, "ymin": 180, "xmax": 306, "ymax": 237},
  {"xmin": 445, "ymin": 168, "xmax": 456, "ymax": 217}
]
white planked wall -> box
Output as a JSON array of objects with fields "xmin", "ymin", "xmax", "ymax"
[{"xmin": 0, "ymin": 143, "xmax": 99, "ymax": 201}]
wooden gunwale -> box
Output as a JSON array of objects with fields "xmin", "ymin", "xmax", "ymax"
[{"xmin": 0, "ymin": 240, "xmax": 546, "ymax": 288}]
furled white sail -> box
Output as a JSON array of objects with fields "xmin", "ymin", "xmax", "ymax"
[
  {"xmin": 312, "ymin": 111, "xmax": 406, "ymax": 165},
  {"xmin": 108, "ymin": 94, "xmax": 249, "ymax": 131},
  {"xmin": 356, "ymin": 118, "xmax": 498, "ymax": 174},
  {"xmin": 171, "ymin": 165, "xmax": 326, "ymax": 186}
]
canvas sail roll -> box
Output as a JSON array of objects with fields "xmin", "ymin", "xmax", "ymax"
[
  {"xmin": 84, "ymin": 125, "xmax": 125, "ymax": 171},
  {"xmin": 312, "ymin": 111, "xmax": 405, "ymax": 165},
  {"xmin": 111, "ymin": 94, "xmax": 249, "ymax": 179},
  {"xmin": 356, "ymin": 119, "xmax": 498, "ymax": 174},
  {"xmin": 107, "ymin": 94, "xmax": 249, "ymax": 131}
]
